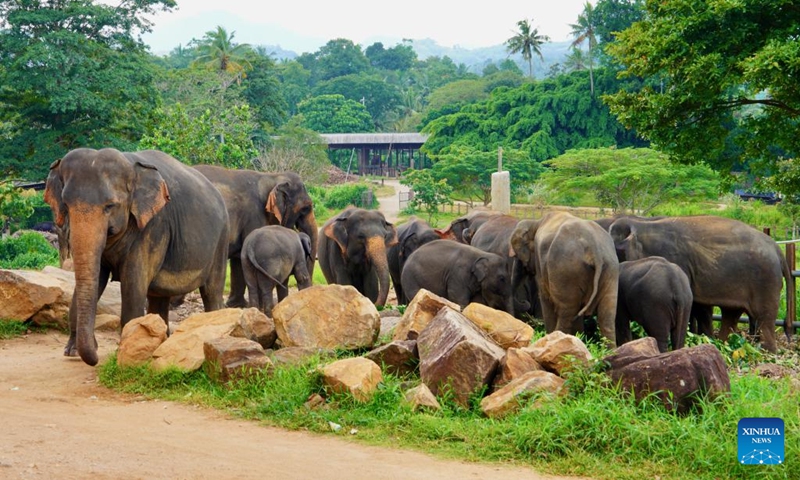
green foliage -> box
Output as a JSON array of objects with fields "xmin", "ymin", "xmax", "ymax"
[
  {"xmin": 505, "ymin": 18, "xmax": 550, "ymax": 78},
  {"xmin": 254, "ymin": 120, "xmax": 330, "ymax": 185},
  {"xmin": 605, "ymin": 0, "xmax": 800, "ymax": 190},
  {"xmin": 0, "ymin": 320, "xmax": 28, "ymax": 339},
  {"xmin": 684, "ymin": 333, "xmax": 763, "ymax": 368},
  {"xmin": 309, "ymin": 39, "xmax": 371, "ymax": 83},
  {"xmin": 399, "ymin": 169, "xmax": 453, "ymax": 224},
  {"xmin": 428, "ymin": 145, "xmax": 544, "ymax": 206},
  {"xmin": 297, "ymin": 94, "xmax": 374, "ymax": 133},
  {"xmin": 539, "ymin": 147, "xmax": 720, "ymax": 214},
  {"xmin": 0, "ymin": 182, "xmax": 34, "ymax": 233},
  {"xmin": 98, "ymin": 346, "xmax": 800, "ymax": 480},
  {"xmin": 0, "ymin": 0, "xmax": 175, "ymax": 180},
  {"xmin": 191, "ymin": 26, "xmax": 253, "ymax": 76},
  {"xmin": 0, "ymin": 231, "xmax": 59, "ymax": 269},
  {"xmin": 593, "ymin": 0, "xmax": 645, "ymax": 46},
  {"xmin": 313, "ymin": 74, "xmax": 401, "ymax": 128},
  {"xmin": 426, "ymin": 79, "xmax": 490, "ymax": 112},
  {"xmin": 365, "ymin": 41, "xmax": 417, "ymax": 71},
  {"xmin": 139, "ymin": 103, "xmax": 257, "ymax": 168},
  {"xmin": 311, "ymin": 183, "xmax": 378, "ymax": 211}
]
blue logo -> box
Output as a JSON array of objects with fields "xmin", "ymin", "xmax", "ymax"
[{"xmin": 738, "ymin": 418, "xmax": 784, "ymax": 465}]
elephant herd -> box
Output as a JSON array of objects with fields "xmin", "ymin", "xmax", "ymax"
[{"xmin": 45, "ymin": 148, "xmax": 791, "ymax": 366}]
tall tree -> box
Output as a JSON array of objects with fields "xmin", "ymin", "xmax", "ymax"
[
  {"xmin": 605, "ymin": 0, "xmax": 800, "ymax": 190},
  {"xmin": 0, "ymin": 0, "xmax": 175, "ymax": 180},
  {"xmin": 593, "ymin": 0, "xmax": 645, "ymax": 46},
  {"xmin": 505, "ymin": 19, "xmax": 550, "ymax": 78},
  {"xmin": 569, "ymin": 2, "xmax": 598, "ymax": 95},
  {"xmin": 296, "ymin": 94, "xmax": 374, "ymax": 133},
  {"xmin": 314, "ymin": 38, "xmax": 370, "ymax": 82},
  {"xmin": 192, "ymin": 26, "xmax": 253, "ymax": 76}
]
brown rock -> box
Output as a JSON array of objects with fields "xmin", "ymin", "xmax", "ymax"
[
  {"xmin": 493, "ymin": 348, "xmax": 544, "ymax": 390},
  {"xmin": 480, "ymin": 370, "xmax": 566, "ymax": 418},
  {"xmin": 273, "ymin": 285, "xmax": 380, "ymax": 350},
  {"xmin": 364, "ymin": 340, "xmax": 418, "ymax": 377},
  {"xmin": 379, "ymin": 316, "xmax": 402, "ymax": 340},
  {"xmin": 417, "ymin": 307, "xmax": 505, "ymax": 407},
  {"xmin": 462, "ymin": 303, "xmax": 534, "ymax": 349},
  {"xmin": 175, "ymin": 308, "xmax": 276, "ymax": 348},
  {"xmin": 319, "ymin": 357, "xmax": 383, "ymax": 402},
  {"xmin": 0, "ymin": 269, "xmax": 64, "ymax": 322},
  {"xmin": 94, "ymin": 314, "xmax": 121, "ymax": 332},
  {"xmin": 117, "ymin": 315, "xmax": 168, "ymax": 367},
  {"xmin": 403, "ymin": 384, "xmax": 442, "ymax": 412},
  {"xmin": 754, "ymin": 363, "xmax": 793, "ymax": 379},
  {"xmin": 603, "ymin": 337, "xmax": 660, "ymax": 371},
  {"xmin": 203, "ymin": 337, "xmax": 272, "ymax": 383},
  {"xmin": 41, "ymin": 266, "xmax": 122, "ymax": 317},
  {"xmin": 393, "ymin": 289, "xmax": 461, "ymax": 341},
  {"xmin": 608, "ymin": 343, "xmax": 731, "ymax": 413},
  {"xmin": 268, "ymin": 347, "xmax": 334, "ymax": 367},
  {"xmin": 526, "ymin": 331, "xmax": 593, "ymax": 375}
]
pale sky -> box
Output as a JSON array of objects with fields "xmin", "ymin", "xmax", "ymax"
[{"xmin": 142, "ymin": 0, "xmax": 592, "ymax": 54}]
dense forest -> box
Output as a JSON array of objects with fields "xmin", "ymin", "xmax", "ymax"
[{"xmin": 0, "ymin": 0, "xmax": 797, "ymax": 202}]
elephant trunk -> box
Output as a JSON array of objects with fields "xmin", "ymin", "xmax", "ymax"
[
  {"xmin": 297, "ymin": 211, "xmax": 318, "ymax": 275},
  {"xmin": 366, "ymin": 236, "xmax": 391, "ymax": 307},
  {"xmin": 70, "ymin": 210, "xmax": 106, "ymax": 366}
]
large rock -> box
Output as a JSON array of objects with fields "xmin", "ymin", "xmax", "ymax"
[
  {"xmin": 462, "ymin": 303, "xmax": 534, "ymax": 349},
  {"xmin": 364, "ymin": 340, "xmax": 418, "ymax": 377},
  {"xmin": 151, "ymin": 308, "xmax": 273, "ymax": 371},
  {"xmin": 480, "ymin": 370, "xmax": 566, "ymax": 418},
  {"xmin": 267, "ymin": 347, "xmax": 335, "ymax": 367},
  {"xmin": 319, "ymin": 357, "xmax": 383, "ymax": 402},
  {"xmin": 493, "ymin": 348, "xmax": 544, "ymax": 390},
  {"xmin": 603, "ymin": 337, "xmax": 660, "ymax": 371},
  {"xmin": 117, "ymin": 314, "xmax": 168, "ymax": 367},
  {"xmin": 0, "ymin": 269, "xmax": 65, "ymax": 323},
  {"xmin": 41, "ymin": 266, "xmax": 122, "ymax": 318},
  {"xmin": 417, "ymin": 307, "xmax": 505, "ymax": 407},
  {"xmin": 607, "ymin": 343, "xmax": 731, "ymax": 413},
  {"xmin": 393, "ymin": 289, "xmax": 461, "ymax": 341},
  {"xmin": 526, "ymin": 331, "xmax": 593, "ymax": 375},
  {"xmin": 203, "ymin": 337, "xmax": 272, "ymax": 383},
  {"xmin": 272, "ymin": 285, "xmax": 380, "ymax": 350},
  {"xmin": 403, "ymin": 384, "xmax": 442, "ymax": 412}
]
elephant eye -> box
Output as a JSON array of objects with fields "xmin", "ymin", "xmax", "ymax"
[{"xmin": 104, "ymin": 202, "xmax": 118, "ymax": 214}]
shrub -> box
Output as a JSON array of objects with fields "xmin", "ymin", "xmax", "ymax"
[
  {"xmin": 0, "ymin": 232, "xmax": 59, "ymax": 269},
  {"xmin": 319, "ymin": 183, "xmax": 377, "ymax": 210}
]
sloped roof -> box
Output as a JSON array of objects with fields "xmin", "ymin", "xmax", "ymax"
[{"xmin": 319, "ymin": 133, "xmax": 428, "ymax": 147}]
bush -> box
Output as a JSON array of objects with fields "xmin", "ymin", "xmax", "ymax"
[
  {"xmin": 0, "ymin": 232, "xmax": 59, "ymax": 269},
  {"xmin": 314, "ymin": 183, "xmax": 378, "ymax": 211}
]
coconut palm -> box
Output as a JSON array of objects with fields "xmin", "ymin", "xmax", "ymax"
[
  {"xmin": 569, "ymin": 2, "xmax": 598, "ymax": 95},
  {"xmin": 192, "ymin": 26, "xmax": 253, "ymax": 77},
  {"xmin": 563, "ymin": 46, "xmax": 589, "ymax": 72},
  {"xmin": 505, "ymin": 18, "xmax": 550, "ymax": 79}
]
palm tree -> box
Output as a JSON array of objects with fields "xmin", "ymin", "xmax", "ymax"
[
  {"xmin": 505, "ymin": 19, "xmax": 550, "ymax": 79},
  {"xmin": 569, "ymin": 2, "xmax": 598, "ymax": 95},
  {"xmin": 192, "ymin": 26, "xmax": 253, "ymax": 77},
  {"xmin": 563, "ymin": 46, "xmax": 589, "ymax": 72}
]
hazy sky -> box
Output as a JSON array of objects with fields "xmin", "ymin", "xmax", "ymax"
[{"xmin": 142, "ymin": 0, "xmax": 592, "ymax": 54}]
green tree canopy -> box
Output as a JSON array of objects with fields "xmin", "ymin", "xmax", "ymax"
[
  {"xmin": 191, "ymin": 26, "xmax": 253, "ymax": 76},
  {"xmin": 539, "ymin": 147, "xmax": 720, "ymax": 213},
  {"xmin": 296, "ymin": 94, "xmax": 374, "ymax": 133},
  {"xmin": 365, "ymin": 41, "xmax": 417, "ymax": 71},
  {"xmin": 313, "ymin": 74, "xmax": 401, "ymax": 128},
  {"xmin": 0, "ymin": 0, "xmax": 175, "ymax": 180},
  {"xmin": 605, "ymin": 0, "xmax": 800, "ymax": 190},
  {"xmin": 505, "ymin": 18, "xmax": 550, "ymax": 78},
  {"xmin": 312, "ymin": 38, "xmax": 370, "ymax": 82}
]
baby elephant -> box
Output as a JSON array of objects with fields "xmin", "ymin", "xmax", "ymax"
[
  {"xmin": 401, "ymin": 239, "xmax": 514, "ymax": 313},
  {"xmin": 241, "ymin": 225, "xmax": 313, "ymax": 316},
  {"xmin": 616, "ymin": 256, "xmax": 692, "ymax": 352}
]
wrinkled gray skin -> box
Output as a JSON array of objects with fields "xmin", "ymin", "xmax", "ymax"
[
  {"xmin": 435, "ymin": 209, "xmax": 502, "ymax": 243},
  {"xmin": 511, "ymin": 212, "xmax": 619, "ymax": 346},
  {"xmin": 44, "ymin": 148, "xmax": 229, "ymax": 366},
  {"xmin": 617, "ymin": 256, "xmax": 692, "ymax": 352},
  {"xmin": 401, "ymin": 239, "xmax": 514, "ymax": 313},
  {"xmin": 609, "ymin": 215, "xmax": 791, "ymax": 353},
  {"xmin": 241, "ymin": 225, "xmax": 312, "ymax": 317},
  {"xmin": 467, "ymin": 214, "xmax": 537, "ymax": 319},
  {"xmin": 387, "ymin": 216, "xmax": 442, "ymax": 304},
  {"xmin": 193, "ymin": 165, "xmax": 317, "ymax": 308},
  {"xmin": 318, "ymin": 208, "xmax": 398, "ymax": 306}
]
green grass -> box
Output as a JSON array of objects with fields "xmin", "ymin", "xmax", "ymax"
[
  {"xmin": 98, "ymin": 336, "xmax": 799, "ymax": 480},
  {"xmin": 0, "ymin": 319, "xmax": 28, "ymax": 339}
]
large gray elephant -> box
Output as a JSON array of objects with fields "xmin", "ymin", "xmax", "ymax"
[
  {"xmin": 241, "ymin": 225, "xmax": 312, "ymax": 317},
  {"xmin": 193, "ymin": 165, "xmax": 318, "ymax": 308},
  {"xmin": 318, "ymin": 208, "xmax": 398, "ymax": 306},
  {"xmin": 434, "ymin": 209, "xmax": 502, "ymax": 243},
  {"xmin": 609, "ymin": 215, "xmax": 791, "ymax": 353},
  {"xmin": 44, "ymin": 148, "xmax": 229, "ymax": 366},
  {"xmin": 511, "ymin": 212, "xmax": 619, "ymax": 346},
  {"xmin": 387, "ymin": 216, "xmax": 442, "ymax": 304},
  {"xmin": 401, "ymin": 239, "xmax": 514, "ymax": 313},
  {"xmin": 616, "ymin": 256, "xmax": 692, "ymax": 352}
]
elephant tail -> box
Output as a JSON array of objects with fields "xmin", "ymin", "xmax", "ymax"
[
  {"xmin": 576, "ymin": 261, "xmax": 603, "ymax": 318},
  {"xmin": 245, "ymin": 249, "xmax": 288, "ymax": 290}
]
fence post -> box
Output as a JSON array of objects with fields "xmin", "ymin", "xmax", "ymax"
[{"xmin": 786, "ymin": 243, "xmax": 796, "ymax": 338}]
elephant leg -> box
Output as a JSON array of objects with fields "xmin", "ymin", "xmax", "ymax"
[
  {"xmin": 749, "ymin": 304, "xmax": 779, "ymax": 354},
  {"xmin": 691, "ymin": 303, "xmax": 714, "ymax": 337},
  {"xmin": 226, "ymin": 257, "xmax": 249, "ymax": 308},
  {"xmin": 258, "ymin": 275, "xmax": 275, "ymax": 317},
  {"xmin": 595, "ymin": 291, "xmax": 617, "ymax": 348},
  {"xmin": 146, "ymin": 296, "xmax": 171, "ymax": 334},
  {"xmin": 201, "ymin": 241, "xmax": 228, "ymax": 312},
  {"xmin": 276, "ymin": 282, "xmax": 289, "ymax": 302},
  {"xmin": 538, "ymin": 294, "xmax": 558, "ymax": 333},
  {"xmin": 718, "ymin": 307, "xmax": 744, "ymax": 342},
  {"xmin": 241, "ymin": 257, "xmax": 261, "ymax": 312}
]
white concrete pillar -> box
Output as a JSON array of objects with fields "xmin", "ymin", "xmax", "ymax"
[{"xmin": 491, "ymin": 171, "xmax": 510, "ymax": 213}]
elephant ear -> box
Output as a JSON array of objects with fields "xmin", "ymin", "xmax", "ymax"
[
  {"xmin": 384, "ymin": 221, "xmax": 399, "ymax": 247},
  {"xmin": 299, "ymin": 232, "xmax": 313, "ymax": 259},
  {"xmin": 131, "ymin": 162, "xmax": 170, "ymax": 230},
  {"xmin": 510, "ymin": 221, "xmax": 535, "ymax": 266},
  {"xmin": 43, "ymin": 158, "xmax": 67, "ymax": 228},
  {"xmin": 399, "ymin": 232, "xmax": 415, "ymax": 259},
  {"xmin": 609, "ymin": 219, "xmax": 636, "ymax": 259},
  {"xmin": 265, "ymin": 182, "xmax": 289, "ymax": 225},
  {"xmin": 324, "ymin": 216, "xmax": 350, "ymax": 254},
  {"xmin": 471, "ymin": 257, "xmax": 490, "ymax": 287}
]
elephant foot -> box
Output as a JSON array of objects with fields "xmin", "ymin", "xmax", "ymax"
[
  {"xmin": 225, "ymin": 297, "xmax": 249, "ymax": 308},
  {"xmin": 63, "ymin": 340, "xmax": 78, "ymax": 357}
]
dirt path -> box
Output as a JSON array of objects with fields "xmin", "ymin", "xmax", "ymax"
[
  {"xmin": 375, "ymin": 178, "xmax": 403, "ymax": 223},
  {"xmin": 0, "ymin": 331, "xmax": 585, "ymax": 480}
]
